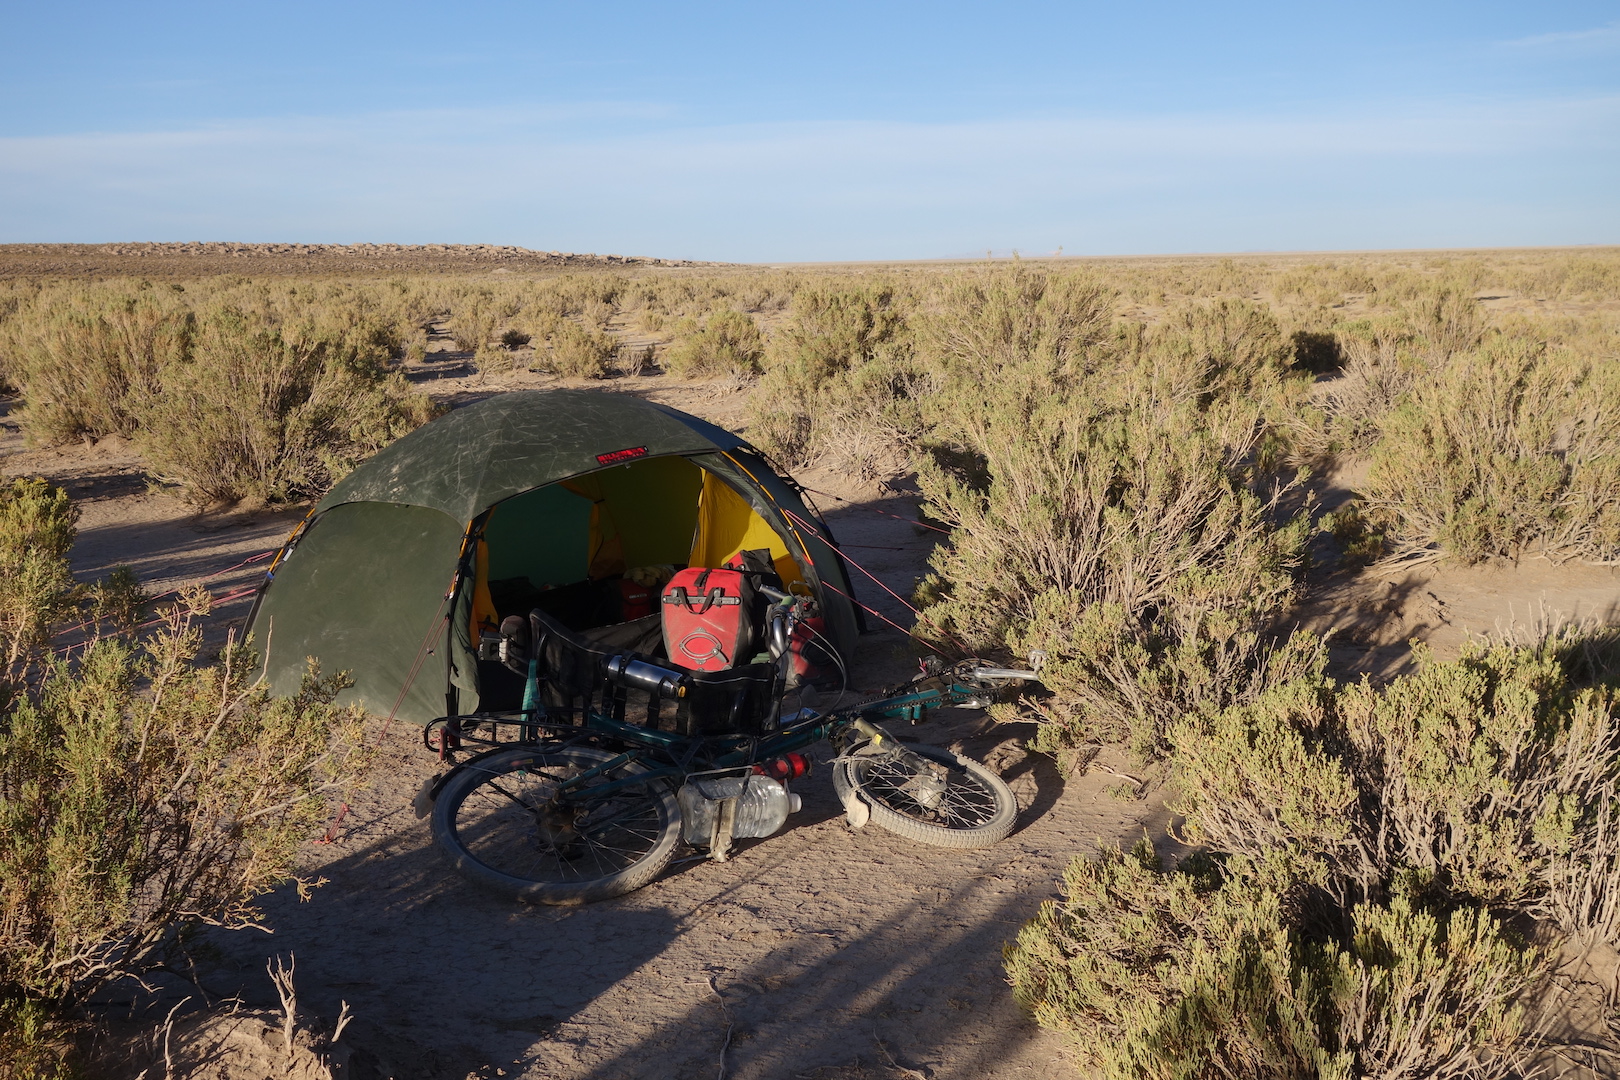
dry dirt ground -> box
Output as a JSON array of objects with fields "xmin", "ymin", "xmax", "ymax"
[{"xmin": 9, "ymin": 328, "xmax": 1620, "ymax": 1080}]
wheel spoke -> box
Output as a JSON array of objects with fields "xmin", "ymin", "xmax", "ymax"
[
  {"xmin": 856, "ymin": 753, "xmax": 998, "ymax": 828},
  {"xmin": 441, "ymin": 748, "xmax": 676, "ymax": 897}
]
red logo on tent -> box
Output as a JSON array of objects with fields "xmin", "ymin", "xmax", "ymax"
[{"xmin": 596, "ymin": 446, "xmax": 649, "ymax": 465}]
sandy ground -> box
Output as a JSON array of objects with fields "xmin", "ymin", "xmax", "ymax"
[{"xmin": 8, "ymin": 328, "xmax": 1619, "ymax": 1079}]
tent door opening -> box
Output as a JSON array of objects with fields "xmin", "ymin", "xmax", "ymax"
[{"xmin": 461, "ymin": 453, "xmax": 812, "ymax": 714}]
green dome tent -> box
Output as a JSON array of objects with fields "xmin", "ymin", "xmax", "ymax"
[{"xmin": 246, "ymin": 390, "xmax": 862, "ymax": 724}]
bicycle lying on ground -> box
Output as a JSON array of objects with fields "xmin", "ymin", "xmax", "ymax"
[{"xmin": 416, "ymin": 587, "xmax": 1043, "ymax": 904}]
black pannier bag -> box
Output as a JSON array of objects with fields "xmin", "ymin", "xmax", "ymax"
[{"xmin": 500, "ymin": 608, "xmax": 779, "ymax": 736}]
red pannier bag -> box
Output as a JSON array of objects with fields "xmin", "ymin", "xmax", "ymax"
[
  {"xmin": 618, "ymin": 577, "xmax": 656, "ymax": 621},
  {"xmin": 661, "ymin": 567, "xmax": 757, "ymax": 672}
]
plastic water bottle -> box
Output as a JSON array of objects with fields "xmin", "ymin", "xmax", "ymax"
[{"xmin": 679, "ymin": 773, "xmax": 802, "ymax": 845}]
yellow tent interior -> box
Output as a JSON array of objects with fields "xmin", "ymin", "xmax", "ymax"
[{"xmin": 467, "ymin": 453, "xmax": 811, "ymax": 650}]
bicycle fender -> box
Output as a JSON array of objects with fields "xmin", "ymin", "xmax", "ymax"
[
  {"xmin": 836, "ymin": 771, "xmax": 871, "ymax": 828},
  {"xmin": 413, "ymin": 742, "xmax": 555, "ymax": 819},
  {"xmin": 412, "ymin": 774, "xmax": 440, "ymax": 819}
]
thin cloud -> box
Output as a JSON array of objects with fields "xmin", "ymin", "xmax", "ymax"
[
  {"xmin": 1501, "ymin": 21, "xmax": 1620, "ymax": 52},
  {"xmin": 1, "ymin": 96, "xmax": 1615, "ymax": 259}
]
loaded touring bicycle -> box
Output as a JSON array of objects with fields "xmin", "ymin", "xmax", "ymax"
[{"xmin": 248, "ymin": 390, "xmax": 1040, "ymax": 904}]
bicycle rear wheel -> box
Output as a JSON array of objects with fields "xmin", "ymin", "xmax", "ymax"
[
  {"xmin": 431, "ymin": 745, "xmax": 679, "ymax": 905},
  {"xmin": 833, "ymin": 741, "xmax": 1016, "ymax": 848}
]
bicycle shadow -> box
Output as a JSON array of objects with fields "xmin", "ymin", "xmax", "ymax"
[{"xmin": 189, "ymin": 787, "xmax": 683, "ymax": 1079}]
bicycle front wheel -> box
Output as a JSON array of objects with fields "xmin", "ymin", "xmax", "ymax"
[
  {"xmin": 833, "ymin": 741, "xmax": 1017, "ymax": 848},
  {"xmin": 431, "ymin": 745, "xmax": 680, "ymax": 905}
]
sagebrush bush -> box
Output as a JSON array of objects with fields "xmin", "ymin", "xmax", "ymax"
[
  {"xmin": 135, "ymin": 304, "xmax": 438, "ymax": 504},
  {"xmin": 664, "ymin": 309, "xmax": 764, "ymax": 377},
  {"xmin": 0, "ymin": 278, "xmax": 440, "ymax": 504},
  {"xmin": 474, "ymin": 341, "xmax": 516, "ymax": 376},
  {"xmin": 0, "ymin": 993, "xmax": 72, "ymax": 1080},
  {"xmin": 0, "ymin": 480, "xmax": 78, "ymax": 694},
  {"xmin": 0, "ymin": 282, "xmax": 188, "ymax": 443},
  {"xmin": 1005, "ymin": 841, "xmax": 1540, "ymax": 1080},
  {"xmin": 918, "ymin": 266, "xmax": 1112, "ymax": 380},
  {"xmin": 747, "ymin": 284, "xmax": 924, "ymax": 476},
  {"xmin": 449, "ymin": 294, "xmax": 499, "ymax": 351},
  {"xmin": 1171, "ymin": 639, "xmax": 1620, "ymax": 929},
  {"xmin": 0, "ymin": 596, "xmax": 371, "ymax": 1023},
  {"xmin": 914, "ymin": 294, "xmax": 1313, "ymax": 758},
  {"xmin": 0, "ymin": 478, "xmax": 371, "ymax": 1070},
  {"xmin": 1007, "ymin": 634, "xmax": 1620, "ymax": 1078},
  {"xmin": 1399, "ymin": 279, "xmax": 1485, "ymax": 362},
  {"xmin": 539, "ymin": 320, "xmax": 617, "ymax": 379},
  {"xmin": 917, "ymin": 394, "xmax": 1316, "ymax": 759},
  {"xmin": 1359, "ymin": 337, "xmax": 1620, "ymax": 565},
  {"xmin": 1311, "ymin": 316, "xmax": 1422, "ymax": 453}
]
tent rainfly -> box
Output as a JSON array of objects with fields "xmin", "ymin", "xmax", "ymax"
[{"xmin": 245, "ymin": 390, "xmax": 863, "ymax": 724}]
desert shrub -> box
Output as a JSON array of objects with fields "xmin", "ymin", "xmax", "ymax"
[
  {"xmin": 404, "ymin": 328, "xmax": 428, "ymax": 363},
  {"xmin": 0, "ymin": 279, "xmax": 440, "ymax": 504},
  {"xmin": 1144, "ymin": 298, "xmax": 1297, "ymax": 401},
  {"xmin": 499, "ymin": 327, "xmax": 531, "ymax": 349},
  {"xmin": 917, "ymin": 391, "xmax": 1316, "ymax": 759},
  {"xmin": 0, "ymin": 282, "xmax": 189, "ymax": 443},
  {"xmin": 474, "ymin": 342, "xmax": 516, "ymax": 376},
  {"xmin": 1006, "ymin": 841, "xmax": 1541, "ymax": 1080},
  {"xmin": 0, "ymin": 480, "xmax": 78, "ymax": 696},
  {"xmin": 0, "ymin": 995, "xmax": 73, "ymax": 1079},
  {"xmin": 84, "ymin": 566, "xmax": 149, "ymax": 638},
  {"xmin": 1274, "ymin": 263, "xmax": 1377, "ymax": 309},
  {"xmin": 538, "ymin": 320, "xmax": 616, "ymax": 379},
  {"xmin": 914, "ymin": 297, "xmax": 1312, "ymax": 759},
  {"xmin": 1171, "ymin": 639, "xmax": 1620, "ymax": 928},
  {"xmin": 1512, "ymin": 254, "xmax": 1620, "ymax": 302},
  {"xmin": 918, "ymin": 266, "xmax": 1113, "ymax": 379},
  {"xmin": 0, "ymin": 480, "xmax": 369, "ymax": 1071},
  {"xmin": 0, "ymin": 595, "xmax": 370, "ymax": 1028},
  {"xmin": 135, "ymin": 305, "xmax": 438, "ymax": 504},
  {"xmin": 1006, "ymin": 636, "xmax": 1620, "ymax": 1077},
  {"xmin": 0, "ymin": 482, "xmax": 147, "ymax": 704},
  {"xmin": 747, "ymin": 285, "xmax": 923, "ymax": 476},
  {"xmin": 748, "ymin": 265, "xmax": 1120, "ymax": 474},
  {"xmin": 1359, "ymin": 337, "xmax": 1620, "ymax": 565},
  {"xmin": 639, "ymin": 276, "xmax": 731, "ymax": 320},
  {"xmin": 448, "ymin": 293, "xmax": 498, "ymax": 351},
  {"xmin": 664, "ymin": 310, "xmax": 764, "ymax": 377},
  {"xmin": 764, "ymin": 285, "xmax": 909, "ymax": 383},
  {"xmin": 1312, "ymin": 317, "xmax": 1423, "ymax": 453},
  {"xmin": 1288, "ymin": 328, "xmax": 1343, "ymax": 375},
  {"xmin": 1319, "ymin": 505, "xmax": 1385, "ymax": 567},
  {"xmin": 553, "ymin": 273, "xmax": 627, "ymax": 315},
  {"xmin": 1400, "ymin": 280, "xmax": 1485, "ymax": 361}
]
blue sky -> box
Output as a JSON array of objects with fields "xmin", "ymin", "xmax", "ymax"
[{"xmin": 1, "ymin": 2, "xmax": 1617, "ymax": 261}]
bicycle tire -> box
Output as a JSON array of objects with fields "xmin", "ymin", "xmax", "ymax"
[
  {"xmin": 832, "ymin": 741, "xmax": 1016, "ymax": 848},
  {"xmin": 431, "ymin": 745, "xmax": 680, "ymax": 905}
]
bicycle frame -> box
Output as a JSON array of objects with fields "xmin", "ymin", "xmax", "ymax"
[{"xmin": 422, "ymin": 658, "xmax": 1033, "ymax": 809}]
